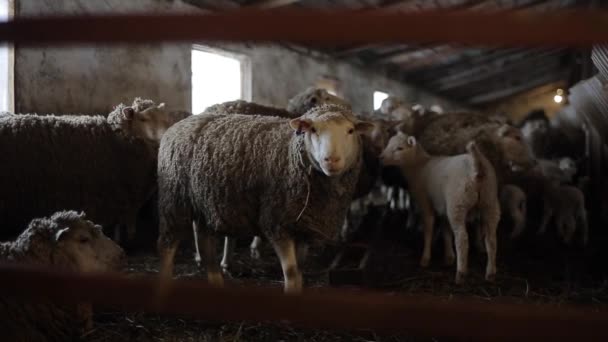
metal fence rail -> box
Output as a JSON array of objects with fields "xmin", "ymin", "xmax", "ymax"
[
  {"xmin": 0, "ymin": 9, "xmax": 607, "ymax": 46},
  {"xmin": 0, "ymin": 263, "xmax": 606, "ymax": 340}
]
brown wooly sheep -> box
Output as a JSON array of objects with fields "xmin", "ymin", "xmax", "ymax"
[
  {"xmin": 287, "ymin": 87, "xmax": 351, "ymax": 116},
  {"xmin": 416, "ymin": 112, "xmax": 537, "ymax": 187},
  {"xmin": 157, "ymin": 104, "xmax": 372, "ymax": 293},
  {"xmin": 380, "ymin": 132, "xmax": 500, "ymax": 284},
  {"xmin": 0, "ymin": 98, "xmax": 188, "ymax": 242},
  {"xmin": 0, "ymin": 211, "xmax": 126, "ymax": 341}
]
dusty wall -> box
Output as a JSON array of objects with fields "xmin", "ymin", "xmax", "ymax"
[
  {"xmin": 14, "ymin": 0, "xmax": 195, "ymax": 114},
  {"xmin": 14, "ymin": 0, "xmax": 462, "ymax": 115}
]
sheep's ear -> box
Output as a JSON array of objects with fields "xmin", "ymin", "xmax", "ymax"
[
  {"xmin": 355, "ymin": 121, "xmax": 374, "ymax": 133},
  {"xmin": 407, "ymin": 136, "xmax": 417, "ymax": 146},
  {"xmin": 496, "ymin": 124, "xmax": 511, "ymax": 137},
  {"xmin": 157, "ymin": 103, "xmax": 166, "ymax": 109},
  {"xmin": 122, "ymin": 106, "xmax": 136, "ymax": 120},
  {"xmin": 289, "ymin": 118, "xmax": 312, "ymax": 134},
  {"xmin": 55, "ymin": 227, "xmax": 71, "ymax": 242}
]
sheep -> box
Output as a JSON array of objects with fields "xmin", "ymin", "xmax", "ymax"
[
  {"xmin": 287, "ymin": 87, "xmax": 352, "ymax": 115},
  {"xmin": 538, "ymin": 157, "xmax": 578, "ymax": 184},
  {"xmin": 0, "ymin": 98, "xmax": 188, "ymax": 242},
  {"xmin": 157, "ymin": 104, "xmax": 372, "ymax": 293},
  {"xmin": 416, "ymin": 112, "xmax": 537, "ymax": 186},
  {"xmin": 0, "ymin": 211, "xmax": 126, "ymax": 341},
  {"xmin": 500, "ymin": 185, "xmax": 527, "ymax": 239},
  {"xmin": 380, "ymin": 132, "xmax": 500, "ymax": 284},
  {"xmin": 537, "ymin": 182, "xmax": 588, "ymax": 246}
]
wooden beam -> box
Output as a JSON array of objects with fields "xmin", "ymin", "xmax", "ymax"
[
  {"xmin": 247, "ymin": 0, "xmax": 301, "ymax": 9},
  {"xmin": 433, "ymin": 49, "xmax": 566, "ymax": 90},
  {"xmin": 467, "ymin": 71, "xmax": 570, "ymax": 104},
  {"xmin": 1, "ymin": 10, "xmax": 608, "ymax": 46},
  {"xmin": 373, "ymin": 44, "xmax": 455, "ymax": 64},
  {"xmin": 1, "ymin": 264, "xmax": 607, "ymax": 340}
]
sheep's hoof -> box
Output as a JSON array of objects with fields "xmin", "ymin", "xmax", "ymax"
[
  {"xmin": 455, "ymin": 272, "xmax": 467, "ymax": 285},
  {"xmin": 208, "ymin": 272, "xmax": 224, "ymax": 287},
  {"xmin": 420, "ymin": 257, "xmax": 431, "ymax": 268},
  {"xmin": 250, "ymin": 248, "xmax": 261, "ymax": 260},
  {"xmin": 485, "ymin": 272, "xmax": 496, "ymax": 282}
]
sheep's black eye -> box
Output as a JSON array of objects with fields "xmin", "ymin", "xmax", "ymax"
[
  {"xmin": 79, "ymin": 236, "xmax": 90, "ymax": 244},
  {"xmin": 311, "ymin": 127, "xmax": 317, "ymax": 134},
  {"xmin": 397, "ymin": 147, "xmax": 404, "ymax": 151},
  {"xmin": 348, "ymin": 128, "xmax": 354, "ymax": 134}
]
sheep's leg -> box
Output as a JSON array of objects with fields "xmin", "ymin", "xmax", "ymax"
[
  {"xmin": 272, "ymin": 237, "xmax": 302, "ymax": 294},
  {"xmin": 580, "ymin": 208, "xmax": 589, "ymax": 247},
  {"xmin": 193, "ymin": 221, "xmax": 224, "ymax": 287},
  {"xmin": 447, "ymin": 208, "xmax": 468, "ymax": 284},
  {"xmin": 538, "ymin": 203, "xmax": 553, "ymax": 235},
  {"xmin": 250, "ymin": 236, "xmax": 262, "ymax": 259},
  {"xmin": 510, "ymin": 209, "xmax": 526, "ymax": 240},
  {"xmin": 442, "ymin": 227, "xmax": 455, "ymax": 266},
  {"xmin": 220, "ymin": 236, "xmax": 236, "ymax": 273},
  {"xmin": 158, "ymin": 240, "xmax": 179, "ymax": 280},
  {"xmin": 482, "ymin": 210, "xmax": 500, "ymax": 282},
  {"xmin": 420, "ymin": 211, "xmax": 435, "ymax": 268},
  {"xmin": 297, "ymin": 243, "xmax": 309, "ymax": 265},
  {"xmin": 192, "ymin": 222, "xmax": 203, "ymax": 267}
]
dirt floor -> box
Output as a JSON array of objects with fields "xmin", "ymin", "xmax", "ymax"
[{"xmin": 86, "ymin": 210, "xmax": 608, "ymax": 342}]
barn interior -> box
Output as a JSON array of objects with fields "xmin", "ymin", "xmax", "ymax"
[{"xmin": 2, "ymin": 0, "xmax": 608, "ymax": 341}]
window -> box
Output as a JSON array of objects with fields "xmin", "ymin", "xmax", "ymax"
[
  {"xmin": 0, "ymin": 0, "xmax": 10, "ymax": 112},
  {"xmin": 191, "ymin": 46, "xmax": 250, "ymax": 114},
  {"xmin": 373, "ymin": 91, "xmax": 389, "ymax": 111}
]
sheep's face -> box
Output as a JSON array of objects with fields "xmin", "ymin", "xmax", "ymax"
[
  {"xmin": 380, "ymin": 97, "xmax": 403, "ymax": 115},
  {"xmin": 379, "ymin": 132, "xmax": 419, "ymax": 167},
  {"xmin": 495, "ymin": 124, "xmax": 537, "ymax": 172},
  {"xmin": 521, "ymin": 119, "xmax": 548, "ymax": 139},
  {"xmin": 123, "ymin": 103, "xmax": 184, "ymax": 144},
  {"xmin": 290, "ymin": 112, "xmax": 373, "ymax": 177},
  {"xmin": 54, "ymin": 218, "xmax": 126, "ymax": 273},
  {"xmin": 390, "ymin": 105, "xmax": 413, "ymax": 121},
  {"xmin": 558, "ymin": 157, "xmax": 577, "ymax": 177}
]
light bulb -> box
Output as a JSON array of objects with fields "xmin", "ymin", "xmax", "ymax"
[{"xmin": 554, "ymin": 94, "xmax": 563, "ymax": 103}]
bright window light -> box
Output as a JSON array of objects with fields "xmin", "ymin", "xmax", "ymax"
[
  {"xmin": 0, "ymin": 0, "xmax": 9, "ymax": 112},
  {"xmin": 373, "ymin": 91, "xmax": 389, "ymax": 111},
  {"xmin": 191, "ymin": 49, "xmax": 242, "ymax": 114}
]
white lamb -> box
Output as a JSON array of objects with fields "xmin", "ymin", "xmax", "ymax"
[{"xmin": 380, "ymin": 132, "xmax": 500, "ymax": 284}]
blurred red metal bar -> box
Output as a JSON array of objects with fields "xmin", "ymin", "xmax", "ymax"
[
  {"xmin": 0, "ymin": 263, "xmax": 607, "ymax": 341},
  {"xmin": 0, "ymin": 9, "xmax": 607, "ymax": 46}
]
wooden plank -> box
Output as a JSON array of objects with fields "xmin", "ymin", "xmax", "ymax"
[
  {"xmin": 1, "ymin": 263, "xmax": 607, "ymax": 340},
  {"xmin": 247, "ymin": 0, "xmax": 302, "ymax": 9},
  {"xmin": 467, "ymin": 71, "xmax": 570, "ymax": 104},
  {"xmin": 1, "ymin": 9, "xmax": 608, "ymax": 46}
]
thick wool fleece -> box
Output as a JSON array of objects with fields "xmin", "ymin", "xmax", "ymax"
[
  {"xmin": 203, "ymin": 99, "xmax": 296, "ymax": 118},
  {"xmin": 0, "ymin": 211, "xmax": 95, "ymax": 341},
  {"xmin": 417, "ymin": 112, "xmax": 521, "ymax": 186},
  {"xmin": 0, "ymin": 109, "xmax": 156, "ymax": 238},
  {"xmin": 158, "ymin": 106, "xmax": 363, "ymax": 245}
]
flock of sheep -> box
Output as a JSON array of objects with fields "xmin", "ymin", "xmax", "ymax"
[{"xmin": 0, "ymin": 87, "xmax": 591, "ymax": 339}]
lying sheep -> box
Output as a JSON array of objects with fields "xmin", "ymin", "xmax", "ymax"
[
  {"xmin": 0, "ymin": 211, "xmax": 125, "ymax": 341},
  {"xmin": 157, "ymin": 104, "xmax": 372, "ymax": 293},
  {"xmin": 500, "ymin": 185, "xmax": 527, "ymax": 239},
  {"xmin": 380, "ymin": 132, "xmax": 500, "ymax": 284},
  {"xmin": 0, "ymin": 98, "xmax": 187, "ymax": 241},
  {"xmin": 416, "ymin": 112, "xmax": 536, "ymax": 186}
]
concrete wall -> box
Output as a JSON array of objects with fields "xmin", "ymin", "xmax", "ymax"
[
  {"xmin": 14, "ymin": 0, "xmax": 462, "ymax": 115},
  {"xmin": 14, "ymin": 0, "xmax": 195, "ymax": 114}
]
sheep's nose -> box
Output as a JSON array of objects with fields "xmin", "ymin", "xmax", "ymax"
[{"xmin": 324, "ymin": 156, "xmax": 341, "ymax": 164}]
